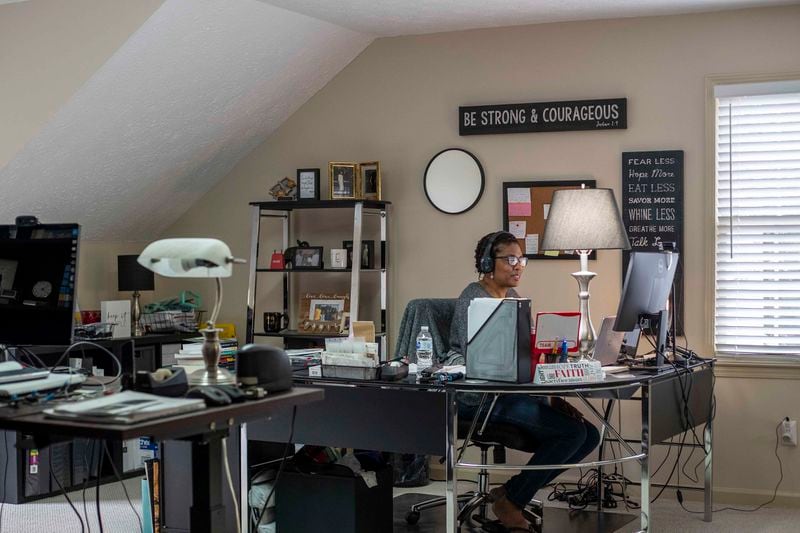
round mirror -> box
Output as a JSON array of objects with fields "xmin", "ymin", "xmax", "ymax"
[{"xmin": 424, "ymin": 148, "xmax": 485, "ymax": 214}]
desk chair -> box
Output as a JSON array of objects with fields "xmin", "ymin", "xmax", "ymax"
[
  {"xmin": 405, "ymin": 415, "xmax": 543, "ymax": 532},
  {"xmin": 395, "ymin": 299, "xmax": 543, "ymax": 531}
]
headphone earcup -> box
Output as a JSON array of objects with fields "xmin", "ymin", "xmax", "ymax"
[{"xmin": 479, "ymin": 256, "xmax": 493, "ymax": 274}]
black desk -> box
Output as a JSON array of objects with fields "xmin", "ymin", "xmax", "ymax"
[
  {"xmin": 250, "ymin": 362, "xmax": 714, "ymax": 532},
  {"xmin": 0, "ymin": 387, "xmax": 323, "ymax": 533}
]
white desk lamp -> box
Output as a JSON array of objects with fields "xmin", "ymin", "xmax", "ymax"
[
  {"xmin": 541, "ymin": 187, "xmax": 630, "ymax": 361},
  {"xmin": 138, "ymin": 238, "xmax": 245, "ymax": 386}
]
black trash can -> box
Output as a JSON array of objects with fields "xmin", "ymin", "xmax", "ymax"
[{"xmin": 276, "ymin": 462, "xmax": 393, "ymax": 533}]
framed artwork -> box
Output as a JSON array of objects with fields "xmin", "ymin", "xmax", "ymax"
[
  {"xmin": 359, "ymin": 161, "xmax": 381, "ymax": 200},
  {"xmin": 297, "ymin": 168, "xmax": 320, "ymax": 202},
  {"xmin": 329, "ymin": 162, "xmax": 359, "ymax": 200},
  {"xmin": 343, "ymin": 240, "xmax": 375, "ymax": 269},
  {"xmin": 502, "ymin": 179, "xmax": 597, "ymax": 260},
  {"xmin": 292, "ymin": 246, "xmax": 323, "ymax": 270},
  {"xmin": 298, "ymin": 292, "xmax": 350, "ymax": 332}
]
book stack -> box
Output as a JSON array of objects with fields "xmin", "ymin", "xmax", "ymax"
[{"xmin": 176, "ymin": 337, "xmax": 239, "ymax": 372}]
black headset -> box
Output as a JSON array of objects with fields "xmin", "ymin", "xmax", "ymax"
[{"xmin": 478, "ymin": 231, "xmax": 503, "ymax": 274}]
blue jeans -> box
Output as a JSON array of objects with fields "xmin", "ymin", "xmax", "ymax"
[{"xmin": 458, "ymin": 395, "xmax": 601, "ymax": 509}]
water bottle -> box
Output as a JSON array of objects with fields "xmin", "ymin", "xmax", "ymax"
[{"xmin": 415, "ymin": 326, "xmax": 433, "ymax": 371}]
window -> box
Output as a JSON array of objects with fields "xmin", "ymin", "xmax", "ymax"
[{"xmin": 714, "ymin": 80, "xmax": 800, "ymax": 357}]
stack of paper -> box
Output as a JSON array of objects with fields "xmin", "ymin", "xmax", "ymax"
[{"xmin": 176, "ymin": 338, "xmax": 239, "ymax": 372}]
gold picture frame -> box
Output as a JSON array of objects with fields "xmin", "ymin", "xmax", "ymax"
[
  {"xmin": 359, "ymin": 161, "xmax": 381, "ymax": 200},
  {"xmin": 329, "ymin": 162, "xmax": 359, "ymax": 200}
]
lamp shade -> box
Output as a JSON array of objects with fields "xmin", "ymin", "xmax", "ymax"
[
  {"xmin": 541, "ymin": 188, "xmax": 631, "ymax": 251},
  {"xmin": 137, "ymin": 238, "xmax": 235, "ymax": 278},
  {"xmin": 118, "ymin": 254, "xmax": 155, "ymax": 291}
]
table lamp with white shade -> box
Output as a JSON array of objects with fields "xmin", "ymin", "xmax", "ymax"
[
  {"xmin": 540, "ymin": 187, "xmax": 630, "ymax": 360},
  {"xmin": 138, "ymin": 238, "xmax": 245, "ymax": 386}
]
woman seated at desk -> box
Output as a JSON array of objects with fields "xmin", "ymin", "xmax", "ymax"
[{"xmin": 447, "ymin": 231, "xmax": 600, "ymax": 531}]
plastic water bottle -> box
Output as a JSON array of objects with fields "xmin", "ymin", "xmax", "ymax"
[{"xmin": 415, "ymin": 326, "xmax": 433, "ymax": 371}]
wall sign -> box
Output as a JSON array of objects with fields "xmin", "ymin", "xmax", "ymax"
[
  {"xmin": 621, "ymin": 150, "xmax": 684, "ymax": 334},
  {"xmin": 459, "ymin": 98, "xmax": 626, "ymax": 136}
]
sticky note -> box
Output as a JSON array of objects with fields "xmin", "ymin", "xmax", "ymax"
[
  {"xmin": 544, "ymin": 250, "xmax": 559, "ymax": 257},
  {"xmin": 543, "ymin": 204, "xmax": 550, "ymax": 219},
  {"xmin": 509, "ymin": 221, "xmax": 526, "ymax": 238}
]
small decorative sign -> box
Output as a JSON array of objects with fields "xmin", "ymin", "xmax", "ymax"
[
  {"xmin": 621, "ymin": 150, "xmax": 684, "ymax": 333},
  {"xmin": 460, "ymin": 98, "xmax": 626, "ymax": 136},
  {"xmin": 534, "ymin": 361, "xmax": 605, "ymax": 385}
]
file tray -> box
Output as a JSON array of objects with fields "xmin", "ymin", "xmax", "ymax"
[{"xmin": 321, "ymin": 365, "xmax": 379, "ymax": 380}]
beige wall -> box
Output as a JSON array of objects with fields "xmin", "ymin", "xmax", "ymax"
[{"xmin": 166, "ymin": 6, "xmax": 800, "ymax": 502}]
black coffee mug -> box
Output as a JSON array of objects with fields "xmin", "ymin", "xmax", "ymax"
[{"xmin": 264, "ymin": 312, "xmax": 289, "ymax": 333}]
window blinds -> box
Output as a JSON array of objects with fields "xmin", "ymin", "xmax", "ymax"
[{"xmin": 715, "ymin": 90, "xmax": 800, "ymax": 356}]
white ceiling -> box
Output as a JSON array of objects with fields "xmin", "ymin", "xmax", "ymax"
[
  {"xmin": 0, "ymin": 0, "xmax": 371, "ymax": 240},
  {"xmin": 263, "ymin": 0, "xmax": 797, "ymax": 36},
  {"xmin": 1, "ymin": 0, "xmax": 795, "ymax": 240}
]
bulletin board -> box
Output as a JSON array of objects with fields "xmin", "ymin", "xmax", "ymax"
[{"xmin": 502, "ymin": 180, "xmax": 597, "ymax": 260}]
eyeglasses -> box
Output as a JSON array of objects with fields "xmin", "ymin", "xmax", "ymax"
[{"xmin": 495, "ymin": 255, "xmax": 528, "ymax": 267}]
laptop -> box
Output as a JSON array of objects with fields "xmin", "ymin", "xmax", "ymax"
[
  {"xmin": 0, "ymin": 361, "xmax": 50, "ymax": 384},
  {"xmin": 593, "ymin": 316, "xmax": 640, "ymax": 374}
]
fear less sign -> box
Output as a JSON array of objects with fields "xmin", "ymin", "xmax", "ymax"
[{"xmin": 459, "ymin": 98, "xmax": 627, "ymax": 135}]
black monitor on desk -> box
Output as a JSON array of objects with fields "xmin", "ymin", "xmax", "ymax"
[
  {"xmin": 613, "ymin": 251, "xmax": 678, "ymax": 369},
  {"xmin": 0, "ymin": 221, "xmax": 80, "ymax": 346}
]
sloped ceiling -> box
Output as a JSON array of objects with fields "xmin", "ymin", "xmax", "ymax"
[
  {"xmin": 1, "ymin": 0, "xmax": 794, "ymax": 240},
  {"xmin": 0, "ymin": 0, "xmax": 372, "ymax": 240}
]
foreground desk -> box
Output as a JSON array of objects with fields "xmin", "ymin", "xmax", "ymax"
[
  {"xmin": 251, "ymin": 362, "xmax": 713, "ymax": 533},
  {"xmin": 0, "ymin": 387, "xmax": 323, "ymax": 533}
]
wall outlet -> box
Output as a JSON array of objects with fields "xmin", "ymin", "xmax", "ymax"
[{"xmin": 781, "ymin": 419, "xmax": 797, "ymax": 446}]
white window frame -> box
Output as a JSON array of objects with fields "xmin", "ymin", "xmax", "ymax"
[{"xmin": 705, "ymin": 72, "xmax": 800, "ymax": 373}]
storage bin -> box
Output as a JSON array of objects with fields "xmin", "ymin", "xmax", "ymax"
[{"xmin": 276, "ymin": 462, "xmax": 392, "ymax": 533}]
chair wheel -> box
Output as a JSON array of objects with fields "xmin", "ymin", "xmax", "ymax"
[{"xmin": 405, "ymin": 511, "xmax": 420, "ymax": 525}]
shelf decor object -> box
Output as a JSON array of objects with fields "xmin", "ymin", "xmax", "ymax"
[
  {"xmin": 540, "ymin": 187, "xmax": 630, "ymax": 361},
  {"xmin": 329, "ymin": 162, "xmax": 359, "ymax": 200},
  {"xmin": 138, "ymin": 238, "xmax": 245, "ymax": 385}
]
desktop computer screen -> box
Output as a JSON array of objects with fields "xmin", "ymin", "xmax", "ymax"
[
  {"xmin": 0, "ymin": 223, "xmax": 80, "ymax": 346},
  {"xmin": 613, "ymin": 251, "xmax": 679, "ymax": 332}
]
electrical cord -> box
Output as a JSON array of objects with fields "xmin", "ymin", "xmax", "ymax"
[
  {"xmin": 95, "ymin": 441, "xmax": 105, "ymax": 533},
  {"xmin": 82, "ymin": 440, "xmax": 96, "ymax": 533},
  {"xmin": 0, "ymin": 431, "xmax": 8, "ymax": 532},
  {"xmin": 49, "ymin": 448, "xmax": 85, "ymax": 533},
  {"xmin": 257, "ymin": 406, "xmax": 297, "ymax": 528},
  {"xmin": 221, "ymin": 437, "xmax": 242, "ymax": 533},
  {"xmin": 102, "ymin": 442, "xmax": 143, "ymax": 533}
]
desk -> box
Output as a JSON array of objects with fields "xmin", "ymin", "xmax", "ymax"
[
  {"xmin": 251, "ymin": 362, "xmax": 713, "ymax": 533},
  {"xmin": 0, "ymin": 387, "xmax": 323, "ymax": 533}
]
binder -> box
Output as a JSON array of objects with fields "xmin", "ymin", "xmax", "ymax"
[{"xmin": 466, "ymin": 298, "xmax": 532, "ymax": 383}]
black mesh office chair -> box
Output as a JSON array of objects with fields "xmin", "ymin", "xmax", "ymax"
[{"xmin": 395, "ymin": 299, "xmax": 543, "ymax": 531}]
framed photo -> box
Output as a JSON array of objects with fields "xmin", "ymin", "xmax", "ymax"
[
  {"xmin": 329, "ymin": 162, "xmax": 359, "ymax": 200},
  {"xmin": 297, "ymin": 168, "xmax": 320, "ymax": 202},
  {"xmin": 359, "ymin": 161, "xmax": 381, "ymax": 200},
  {"xmin": 339, "ymin": 312, "xmax": 351, "ymax": 334},
  {"xmin": 292, "ymin": 246, "xmax": 323, "ymax": 270},
  {"xmin": 298, "ymin": 292, "xmax": 350, "ymax": 332},
  {"xmin": 343, "ymin": 240, "xmax": 375, "ymax": 269}
]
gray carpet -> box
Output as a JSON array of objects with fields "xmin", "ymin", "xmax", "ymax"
[
  {"xmin": 2, "ymin": 479, "xmax": 800, "ymax": 532},
  {"xmin": 0, "ymin": 477, "xmax": 143, "ymax": 533}
]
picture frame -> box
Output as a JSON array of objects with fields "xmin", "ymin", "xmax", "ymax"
[
  {"xmin": 339, "ymin": 312, "xmax": 351, "ymax": 334},
  {"xmin": 297, "ymin": 168, "xmax": 320, "ymax": 202},
  {"xmin": 292, "ymin": 246, "xmax": 324, "ymax": 270},
  {"xmin": 359, "ymin": 161, "xmax": 381, "ymax": 200},
  {"xmin": 502, "ymin": 179, "xmax": 597, "ymax": 260},
  {"xmin": 329, "ymin": 162, "xmax": 359, "ymax": 200},
  {"xmin": 343, "ymin": 240, "xmax": 375, "ymax": 269},
  {"xmin": 298, "ymin": 292, "xmax": 350, "ymax": 332}
]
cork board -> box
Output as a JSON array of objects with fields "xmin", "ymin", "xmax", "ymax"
[{"xmin": 502, "ymin": 180, "xmax": 597, "ymax": 260}]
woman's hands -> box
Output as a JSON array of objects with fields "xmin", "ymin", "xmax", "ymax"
[{"xmin": 550, "ymin": 396, "xmax": 584, "ymax": 420}]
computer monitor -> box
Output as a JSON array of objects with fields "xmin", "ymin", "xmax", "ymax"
[
  {"xmin": 613, "ymin": 251, "xmax": 678, "ymax": 367},
  {"xmin": 0, "ymin": 222, "xmax": 80, "ymax": 346}
]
